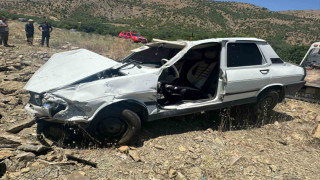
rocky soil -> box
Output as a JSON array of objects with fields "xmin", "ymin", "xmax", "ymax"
[{"xmin": 1, "ymin": 38, "xmax": 320, "ymax": 180}]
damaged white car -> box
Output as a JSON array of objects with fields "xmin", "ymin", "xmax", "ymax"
[{"xmin": 24, "ymin": 38, "xmax": 306, "ymax": 144}]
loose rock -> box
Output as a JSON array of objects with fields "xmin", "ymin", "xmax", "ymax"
[
  {"xmin": 312, "ymin": 124, "xmax": 320, "ymax": 139},
  {"xmin": 0, "ymin": 133, "xmax": 23, "ymax": 148},
  {"xmin": 0, "ymin": 81, "xmax": 25, "ymax": 95},
  {"xmin": 6, "ymin": 118, "xmax": 36, "ymax": 134},
  {"xmin": 66, "ymin": 172, "xmax": 90, "ymax": 180},
  {"xmin": 15, "ymin": 152, "xmax": 36, "ymax": 162},
  {"xmin": 129, "ymin": 150, "xmax": 141, "ymax": 162},
  {"xmin": 168, "ymin": 169, "xmax": 177, "ymax": 178},
  {"xmin": 0, "ymin": 150, "xmax": 14, "ymax": 161},
  {"xmin": 179, "ymin": 146, "xmax": 186, "ymax": 152},
  {"xmin": 175, "ymin": 172, "xmax": 187, "ymax": 180},
  {"xmin": 118, "ymin": 146, "xmax": 129, "ymax": 153},
  {"xmin": 21, "ymin": 167, "xmax": 30, "ymax": 173},
  {"xmin": 154, "ymin": 144, "xmax": 165, "ymax": 150},
  {"xmin": 18, "ymin": 144, "xmax": 51, "ymax": 154}
]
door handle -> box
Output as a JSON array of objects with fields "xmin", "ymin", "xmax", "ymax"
[{"xmin": 260, "ymin": 69, "xmax": 269, "ymax": 74}]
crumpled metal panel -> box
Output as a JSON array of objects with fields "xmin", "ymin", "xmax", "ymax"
[
  {"xmin": 24, "ymin": 49, "xmax": 120, "ymax": 93},
  {"xmin": 52, "ymin": 70, "xmax": 159, "ymax": 121}
]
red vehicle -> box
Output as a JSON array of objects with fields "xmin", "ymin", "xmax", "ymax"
[{"xmin": 118, "ymin": 31, "xmax": 148, "ymax": 43}]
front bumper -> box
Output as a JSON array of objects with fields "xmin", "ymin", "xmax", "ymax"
[{"xmin": 25, "ymin": 100, "xmax": 90, "ymax": 124}]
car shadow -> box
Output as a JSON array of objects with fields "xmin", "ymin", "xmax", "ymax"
[
  {"xmin": 37, "ymin": 105, "xmax": 294, "ymax": 149},
  {"xmin": 137, "ymin": 106, "xmax": 294, "ymax": 146}
]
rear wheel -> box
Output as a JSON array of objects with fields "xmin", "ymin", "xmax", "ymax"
[
  {"xmin": 254, "ymin": 90, "xmax": 279, "ymax": 125},
  {"xmin": 90, "ymin": 108, "xmax": 141, "ymax": 145}
]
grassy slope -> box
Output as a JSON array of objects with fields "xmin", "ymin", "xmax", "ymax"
[
  {"xmin": 1, "ymin": 0, "xmax": 319, "ymax": 63},
  {"xmin": 8, "ymin": 21, "xmax": 139, "ymax": 60}
]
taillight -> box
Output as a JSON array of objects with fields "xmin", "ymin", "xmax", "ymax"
[{"xmin": 302, "ymin": 67, "xmax": 307, "ymax": 81}]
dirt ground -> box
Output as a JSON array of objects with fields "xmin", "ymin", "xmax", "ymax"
[{"xmin": 1, "ymin": 23, "xmax": 320, "ymax": 180}]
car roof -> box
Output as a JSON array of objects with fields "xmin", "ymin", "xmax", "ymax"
[
  {"xmin": 121, "ymin": 31, "xmax": 137, "ymax": 34},
  {"xmin": 152, "ymin": 37, "xmax": 266, "ymax": 45},
  {"xmin": 311, "ymin": 42, "xmax": 320, "ymax": 47}
]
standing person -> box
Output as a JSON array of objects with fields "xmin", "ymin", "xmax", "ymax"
[
  {"xmin": 0, "ymin": 17, "xmax": 13, "ymax": 47},
  {"xmin": 25, "ymin": 19, "xmax": 34, "ymax": 45},
  {"xmin": 38, "ymin": 20, "xmax": 52, "ymax": 48}
]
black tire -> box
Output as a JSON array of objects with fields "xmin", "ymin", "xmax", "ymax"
[
  {"xmin": 256, "ymin": 90, "xmax": 279, "ymax": 113},
  {"xmin": 90, "ymin": 108, "xmax": 141, "ymax": 145},
  {"xmin": 254, "ymin": 90, "xmax": 279, "ymax": 125}
]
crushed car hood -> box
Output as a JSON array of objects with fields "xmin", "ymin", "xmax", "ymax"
[{"xmin": 24, "ymin": 49, "xmax": 120, "ymax": 93}]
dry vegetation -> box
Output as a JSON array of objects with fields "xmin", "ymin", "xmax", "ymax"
[
  {"xmin": 280, "ymin": 10, "xmax": 320, "ymax": 20},
  {"xmin": 8, "ymin": 21, "xmax": 139, "ymax": 60}
]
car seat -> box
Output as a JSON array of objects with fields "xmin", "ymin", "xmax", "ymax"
[{"xmin": 161, "ymin": 50, "xmax": 219, "ymax": 103}]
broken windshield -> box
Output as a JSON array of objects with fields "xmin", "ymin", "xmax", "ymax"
[{"xmin": 124, "ymin": 43, "xmax": 184, "ymax": 68}]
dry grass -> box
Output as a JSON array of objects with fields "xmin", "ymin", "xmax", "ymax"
[{"xmin": 7, "ymin": 20, "xmax": 140, "ymax": 60}]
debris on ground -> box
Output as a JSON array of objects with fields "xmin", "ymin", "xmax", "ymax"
[
  {"xmin": 313, "ymin": 124, "xmax": 320, "ymax": 139},
  {"xmin": 66, "ymin": 171, "xmax": 90, "ymax": 180},
  {"xmin": 65, "ymin": 154, "xmax": 97, "ymax": 168},
  {"xmin": 128, "ymin": 150, "xmax": 141, "ymax": 162},
  {"xmin": 6, "ymin": 118, "xmax": 36, "ymax": 133},
  {"xmin": 118, "ymin": 146, "xmax": 129, "ymax": 153},
  {"xmin": 17, "ymin": 144, "xmax": 51, "ymax": 154}
]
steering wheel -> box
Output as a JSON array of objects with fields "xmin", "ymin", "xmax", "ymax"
[{"xmin": 161, "ymin": 58, "xmax": 180, "ymax": 78}]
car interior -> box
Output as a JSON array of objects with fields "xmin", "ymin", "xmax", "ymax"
[
  {"xmin": 157, "ymin": 43, "xmax": 221, "ymax": 106},
  {"xmin": 127, "ymin": 43, "xmax": 182, "ymax": 68}
]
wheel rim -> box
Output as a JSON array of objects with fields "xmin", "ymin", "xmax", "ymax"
[{"xmin": 98, "ymin": 118, "xmax": 127, "ymax": 137}]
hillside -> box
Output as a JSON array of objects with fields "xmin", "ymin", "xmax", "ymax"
[
  {"xmin": 280, "ymin": 10, "xmax": 320, "ymax": 20},
  {"xmin": 0, "ymin": 21, "xmax": 320, "ymax": 180},
  {"xmin": 1, "ymin": 0, "xmax": 320, "ymax": 47}
]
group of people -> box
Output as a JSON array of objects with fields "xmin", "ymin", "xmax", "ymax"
[{"xmin": 0, "ymin": 17, "xmax": 53, "ymax": 48}]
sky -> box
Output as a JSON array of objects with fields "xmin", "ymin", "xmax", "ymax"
[{"xmin": 216, "ymin": 0, "xmax": 320, "ymax": 11}]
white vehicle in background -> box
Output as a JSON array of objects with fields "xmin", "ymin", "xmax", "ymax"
[
  {"xmin": 297, "ymin": 42, "xmax": 320, "ymax": 101},
  {"xmin": 24, "ymin": 38, "xmax": 306, "ymax": 144},
  {"xmin": 301, "ymin": 42, "xmax": 320, "ymax": 66}
]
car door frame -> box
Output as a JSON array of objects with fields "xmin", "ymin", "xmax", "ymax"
[{"xmin": 158, "ymin": 42, "xmax": 226, "ymax": 111}]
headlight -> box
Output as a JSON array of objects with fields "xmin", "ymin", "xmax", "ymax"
[
  {"xmin": 34, "ymin": 94, "xmax": 42, "ymax": 105},
  {"xmin": 29, "ymin": 92, "xmax": 43, "ymax": 106},
  {"xmin": 43, "ymin": 102, "xmax": 66, "ymax": 117}
]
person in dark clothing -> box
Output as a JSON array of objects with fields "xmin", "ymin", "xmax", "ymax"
[
  {"xmin": 38, "ymin": 20, "xmax": 53, "ymax": 47},
  {"xmin": 0, "ymin": 17, "xmax": 13, "ymax": 47},
  {"xmin": 25, "ymin": 19, "xmax": 34, "ymax": 45}
]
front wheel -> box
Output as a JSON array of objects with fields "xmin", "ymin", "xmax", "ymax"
[{"xmin": 90, "ymin": 108, "xmax": 141, "ymax": 145}]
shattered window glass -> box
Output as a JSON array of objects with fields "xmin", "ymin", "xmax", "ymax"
[{"xmin": 129, "ymin": 47, "xmax": 181, "ymax": 67}]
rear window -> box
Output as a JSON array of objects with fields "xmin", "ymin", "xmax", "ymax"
[
  {"xmin": 271, "ymin": 58, "xmax": 284, "ymax": 64},
  {"xmin": 227, "ymin": 43, "xmax": 263, "ymax": 67}
]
